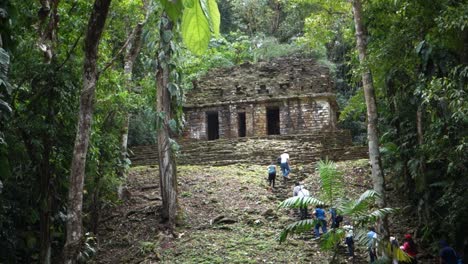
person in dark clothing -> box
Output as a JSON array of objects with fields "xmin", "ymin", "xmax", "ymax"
[
  {"xmin": 439, "ymin": 240, "xmax": 459, "ymax": 264},
  {"xmin": 329, "ymin": 207, "xmax": 343, "ymax": 228},
  {"xmin": 266, "ymin": 162, "xmax": 277, "ymax": 190}
]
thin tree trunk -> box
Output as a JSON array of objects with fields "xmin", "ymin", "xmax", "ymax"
[
  {"xmin": 39, "ymin": 93, "xmax": 54, "ymax": 264},
  {"xmin": 38, "ymin": 0, "xmax": 59, "ymax": 63},
  {"xmin": 37, "ymin": 1, "xmax": 59, "ymax": 262},
  {"xmin": 416, "ymin": 105, "xmax": 431, "ymax": 233},
  {"xmin": 63, "ymin": 0, "xmax": 111, "ymax": 263},
  {"xmin": 270, "ymin": 1, "xmax": 281, "ymax": 35},
  {"xmin": 351, "ymin": 0, "xmax": 389, "ymax": 238},
  {"xmin": 156, "ymin": 13, "xmax": 178, "ymax": 227},
  {"xmin": 119, "ymin": 21, "xmax": 145, "ymax": 178}
]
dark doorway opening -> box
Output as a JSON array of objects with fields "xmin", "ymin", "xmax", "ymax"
[
  {"xmin": 238, "ymin": 112, "xmax": 246, "ymax": 137},
  {"xmin": 207, "ymin": 112, "xmax": 219, "ymax": 140},
  {"xmin": 267, "ymin": 107, "xmax": 280, "ymax": 135}
]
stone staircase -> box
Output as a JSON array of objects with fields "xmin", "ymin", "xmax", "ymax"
[{"xmin": 130, "ymin": 130, "xmax": 368, "ymax": 166}]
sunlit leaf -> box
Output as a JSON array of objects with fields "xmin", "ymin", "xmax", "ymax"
[
  {"xmin": 161, "ymin": 0, "xmax": 183, "ymax": 22},
  {"xmin": 181, "ymin": 1, "xmax": 210, "ymax": 55}
]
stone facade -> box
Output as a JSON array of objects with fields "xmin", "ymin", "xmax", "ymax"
[
  {"xmin": 130, "ymin": 131, "xmax": 368, "ymax": 167},
  {"xmin": 183, "ymin": 56, "xmax": 338, "ymax": 140},
  {"xmin": 129, "ymin": 56, "xmax": 368, "ymax": 167}
]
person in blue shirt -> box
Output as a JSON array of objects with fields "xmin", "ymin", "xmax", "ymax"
[
  {"xmin": 266, "ymin": 161, "xmax": 277, "ymax": 190},
  {"xmin": 367, "ymin": 226, "xmax": 378, "ymax": 263},
  {"xmin": 439, "ymin": 240, "xmax": 459, "ymax": 264},
  {"xmin": 313, "ymin": 205, "xmax": 327, "ymax": 238}
]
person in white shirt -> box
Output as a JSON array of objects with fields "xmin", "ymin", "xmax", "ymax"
[
  {"xmin": 279, "ymin": 150, "xmax": 291, "ymax": 180},
  {"xmin": 292, "ymin": 182, "xmax": 303, "ymax": 197},
  {"xmin": 293, "ymin": 182, "xmax": 310, "ymax": 219},
  {"xmin": 343, "ymin": 221, "xmax": 355, "ymax": 258}
]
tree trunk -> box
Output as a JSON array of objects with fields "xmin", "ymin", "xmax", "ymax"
[
  {"xmin": 37, "ymin": 1, "xmax": 59, "ymax": 262},
  {"xmin": 351, "ymin": 0, "xmax": 389, "ymax": 238},
  {"xmin": 119, "ymin": 21, "xmax": 145, "ymax": 178},
  {"xmin": 39, "ymin": 93, "xmax": 54, "ymax": 264},
  {"xmin": 156, "ymin": 13, "xmax": 178, "ymax": 227},
  {"xmin": 63, "ymin": 0, "xmax": 111, "ymax": 263},
  {"xmin": 38, "ymin": 0, "xmax": 59, "ymax": 63}
]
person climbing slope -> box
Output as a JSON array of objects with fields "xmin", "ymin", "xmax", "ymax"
[
  {"xmin": 266, "ymin": 161, "xmax": 277, "ymax": 190},
  {"xmin": 367, "ymin": 226, "xmax": 378, "ymax": 263},
  {"xmin": 279, "ymin": 150, "xmax": 291, "ymax": 181},
  {"xmin": 343, "ymin": 221, "xmax": 355, "ymax": 258},
  {"xmin": 439, "ymin": 240, "xmax": 459, "ymax": 264},
  {"xmin": 313, "ymin": 205, "xmax": 327, "ymax": 238},
  {"xmin": 329, "ymin": 207, "xmax": 343, "ymax": 228},
  {"xmin": 296, "ymin": 185, "xmax": 310, "ymax": 220},
  {"xmin": 400, "ymin": 233, "xmax": 418, "ymax": 264}
]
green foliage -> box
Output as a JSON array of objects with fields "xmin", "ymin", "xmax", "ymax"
[
  {"xmin": 278, "ymin": 160, "xmax": 404, "ymax": 262},
  {"xmin": 181, "ymin": 1, "xmax": 211, "ymax": 55},
  {"xmin": 317, "ymin": 160, "xmax": 343, "ymax": 205},
  {"xmin": 179, "ymin": 0, "xmax": 220, "ymax": 55},
  {"xmin": 361, "ymin": 0, "xmax": 468, "ymax": 252}
]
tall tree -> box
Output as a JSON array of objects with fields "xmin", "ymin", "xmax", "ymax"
[
  {"xmin": 36, "ymin": 1, "xmax": 60, "ymax": 262},
  {"xmin": 351, "ymin": 0, "xmax": 389, "ymax": 237},
  {"xmin": 155, "ymin": 0, "xmax": 220, "ymax": 227},
  {"xmin": 119, "ymin": 2, "xmax": 149, "ymax": 179},
  {"xmin": 156, "ymin": 12, "xmax": 178, "ymax": 226},
  {"xmin": 63, "ymin": 0, "xmax": 112, "ymax": 262}
]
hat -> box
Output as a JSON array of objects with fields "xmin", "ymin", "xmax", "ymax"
[{"xmin": 404, "ymin": 234, "xmax": 412, "ymax": 239}]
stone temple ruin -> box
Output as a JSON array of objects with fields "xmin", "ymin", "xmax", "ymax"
[
  {"xmin": 130, "ymin": 56, "xmax": 367, "ymax": 166},
  {"xmin": 183, "ymin": 57, "xmax": 338, "ymax": 140}
]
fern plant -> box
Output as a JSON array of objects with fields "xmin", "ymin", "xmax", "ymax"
[{"xmin": 277, "ymin": 160, "xmax": 411, "ymax": 263}]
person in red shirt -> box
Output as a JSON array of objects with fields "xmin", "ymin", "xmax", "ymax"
[{"xmin": 400, "ymin": 234, "xmax": 418, "ymax": 264}]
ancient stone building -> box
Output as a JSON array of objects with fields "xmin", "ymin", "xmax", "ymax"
[
  {"xmin": 130, "ymin": 56, "xmax": 368, "ymax": 167},
  {"xmin": 183, "ymin": 56, "xmax": 339, "ymax": 140}
]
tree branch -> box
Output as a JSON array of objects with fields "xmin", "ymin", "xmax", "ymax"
[
  {"xmin": 98, "ymin": 31, "xmax": 134, "ymax": 76},
  {"xmin": 56, "ymin": 33, "xmax": 83, "ymax": 70}
]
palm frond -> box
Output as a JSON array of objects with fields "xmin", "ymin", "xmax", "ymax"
[
  {"xmin": 356, "ymin": 189, "xmax": 378, "ymax": 204},
  {"xmin": 337, "ymin": 189, "xmax": 380, "ymax": 219},
  {"xmin": 317, "ymin": 159, "xmax": 344, "ymax": 205},
  {"xmin": 278, "ymin": 196, "xmax": 325, "ymax": 209},
  {"xmin": 319, "ymin": 228, "xmax": 345, "ymax": 250},
  {"xmin": 365, "ymin": 208, "xmax": 397, "ymax": 222},
  {"xmin": 278, "ymin": 219, "xmax": 318, "ymax": 243}
]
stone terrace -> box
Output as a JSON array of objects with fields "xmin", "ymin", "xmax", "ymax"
[{"xmin": 130, "ymin": 130, "xmax": 367, "ymax": 167}]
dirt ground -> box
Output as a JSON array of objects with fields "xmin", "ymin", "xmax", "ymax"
[{"xmin": 91, "ymin": 159, "xmax": 424, "ymax": 264}]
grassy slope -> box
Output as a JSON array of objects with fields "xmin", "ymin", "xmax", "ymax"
[{"xmin": 93, "ymin": 160, "xmax": 374, "ymax": 264}]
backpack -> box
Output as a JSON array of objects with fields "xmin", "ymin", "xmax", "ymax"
[
  {"xmin": 268, "ymin": 165, "xmax": 276, "ymax": 174},
  {"xmin": 335, "ymin": 215, "xmax": 343, "ymax": 223}
]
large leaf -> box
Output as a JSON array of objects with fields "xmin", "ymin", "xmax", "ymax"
[
  {"xmin": 181, "ymin": 0, "xmax": 210, "ymax": 55},
  {"xmin": 0, "ymin": 48, "xmax": 11, "ymax": 94},
  {"xmin": 278, "ymin": 196, "xmax": 325, "ymax": 209},
  {"xmin": 0, "ymin": 98, "xmax": 12, "ymax": 113},
  {"xmin": 200, "ymin": 0, "xmax": 220, "ymax": 36},
  {"xmin": 161, "ymin": 0, "xmax": 184, "ymax": 22}
]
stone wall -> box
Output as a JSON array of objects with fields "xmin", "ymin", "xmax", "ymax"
[
  {"xmin": 130, "ymin": 130, "xmax": 368, "ymax": 167},
  {"xmin": 182, "ymin": 56, "xmax": 339, "ymax": 141},
  {"xmin": 185, "ymin": 56, "xmax": 334, "ymax": 107},
  {"xmin": 184, "ymin": 96, "xmax": 336, "ymax": 140}
]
